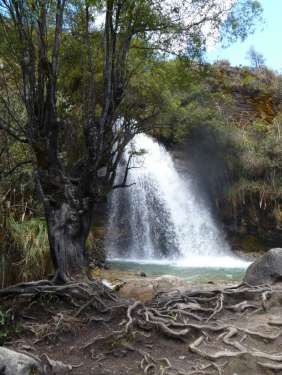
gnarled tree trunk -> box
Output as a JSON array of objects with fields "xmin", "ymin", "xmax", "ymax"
[
  {"xmin": 38, "ymin": 173, "xmax": 94, "ymax": 282},
  {"xmin": 46, "ymin": 203, "xmax": 90, "ymax": 282}
]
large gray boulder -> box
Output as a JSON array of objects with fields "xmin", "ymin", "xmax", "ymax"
[
  {"xmin": 119, "ymin": 275, "xmax": 189, "ymax": 302},
  {"xmin": 0, "ymin": 347, "xmax": 75, "ymax": 374},
  {"xmin": 244, "ymin": 248, "xmax": 282, "ymax": 286},
  {"xmin": 0, "ymin": 347, "xmax": 42, "ymax": 375}
]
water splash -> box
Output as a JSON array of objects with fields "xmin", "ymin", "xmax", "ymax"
[{"xmin": 106, "ymin": 134, "xmax": 247, "ymax": 268}]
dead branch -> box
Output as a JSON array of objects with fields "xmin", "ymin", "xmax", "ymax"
[
  {"xmin": 206, "ymin": 294, "xmax": 224, "ymax": 321},
  {"xmin": 125, "ymin": 301, "xmax": 143, "ymax": 333},
  {"xmin": 225, "ymin": 301, "xmax": 258, "ymax": 313},
  {"xmin": 258, "ymin": 362, "xmax": 282, "ymax": 370}
]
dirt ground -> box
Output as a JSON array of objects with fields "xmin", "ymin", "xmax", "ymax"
[{"xmin": 2, "ymin": 280, "xmax": 282, "ymax": 375}]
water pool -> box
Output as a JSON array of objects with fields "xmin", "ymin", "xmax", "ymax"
[{"xmin": 109, "ymin": 258, "xmax": 249, "ymax": 284}]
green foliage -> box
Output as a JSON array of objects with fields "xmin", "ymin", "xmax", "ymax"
[
  {"xmin": 9, "ymin": 218, "xmax": 51, "ymax": 280},
  {"xmin": 0, "ymin": 308, "xmax": 21, "ymax": 345},
  {"xmin": 221, "ymin": 0, "xmax": 263, "ymax": 45},
  {"xmin": 0, "ymin": 216, "xmax": 52, "ymax": 287},
  {"xmin": 148, "ymin": 58, "xmax": 281, "ymax": 225}
]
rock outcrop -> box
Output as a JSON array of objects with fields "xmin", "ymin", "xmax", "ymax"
[
  {"xmin": 243, "ymin": 248, "xmax": 282, "ymax": 285},
  {"xmin": 0, "ymin": 347, "xmax": 42, "ymax": 375},
  {"xmin": 118, "ymin": 275, "xmax": 189, "ymax": 302},
  {"xmin": 0, "ymin": 347, "xmax": 76, "ymax": 374}
]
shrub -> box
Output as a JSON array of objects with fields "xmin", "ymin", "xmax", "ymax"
[{"xmin": 0, "ymin": 215, "xmax": 52, "ymax": 287}]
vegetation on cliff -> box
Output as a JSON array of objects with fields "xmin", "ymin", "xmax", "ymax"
[{"xmin": 148, "ymin": 60, "xmax": 282, "ymax": 249}]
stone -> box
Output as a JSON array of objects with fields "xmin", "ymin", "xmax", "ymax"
[
  {"xmin": 0, "ymin": 347, "xmax": 75, "ymax": 375},
  {"xmin": 0, "ymin": 347, "xmax": 42, "ymax": 375},
  {"xmin": 118, "ymin": 275, "xmax": 189, "ymax": 302},
  {"xmin": 243, "ymin": 248, "xmax": 282, "ymax": 286}
]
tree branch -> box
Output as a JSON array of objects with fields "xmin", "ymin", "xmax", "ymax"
[
  {"xmin": 0, "ymin": 118, "xmax": 28, "ymax": 143},
  {"xmin": 0, "ymin": 160, "xmax": 32, "ymax": 180}
]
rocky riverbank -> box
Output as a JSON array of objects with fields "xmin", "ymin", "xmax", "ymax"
[
  {"xmin": 91, "ymin": 267, "xmax": 240, "ymax": 303},
  {"xmin": 1, "ymin": 249, "xmax": 282, "ymax": 375}
]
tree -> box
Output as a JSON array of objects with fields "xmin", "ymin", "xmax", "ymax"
[
  {"xmin": 0, "ymin": 0, "xmax": 262, "ymax": 282},
  {"xmin": 247, "ymin": 46, "xmax": 266, "ymax": 69}
]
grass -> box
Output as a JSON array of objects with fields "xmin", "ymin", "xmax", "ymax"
[
  {"xmin": 0, "ymin": 216, "xmax": 52, "ymax": 287},
  {"xmin": 0, "ymin": 307, "xmax": 22, "ymax": 345}
]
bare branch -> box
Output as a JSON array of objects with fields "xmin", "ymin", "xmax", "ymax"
[
  {"xmin": 0, "ymin": 159, "xmax": 32, "ymax": 180},
  {"xmin": 0, "ymin": 118, "xmax": 28, "ymax": 143}
]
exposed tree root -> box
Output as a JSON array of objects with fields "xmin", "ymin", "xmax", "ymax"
[
  {"xmin": 6, "ymin": 280, "xmax": 282, "ymax": 374},
  {"xmin": 206, "ymin": 293, "xmax": 224, "ymax": 322},
  {"xmin": 82, "ymin": 330, "xmax": 125, "ymax": 350},
  {"xmin": 24, "ymin": 311, "xmax": 82, "ymax": 344},
  {"xmin": 268, "ymin": 318, "xmax": 282, "ymax": 326},
  {"xmin": 189, "ymin": 336, "xmax": 244, "ymax": 360},
  {"xmin": 190, "ymin": 331, "xmax": 282, "ymax": 363},
  {"xmin": 0, "ymin": 279, "xmax": 119, "ymax": 313},
  {"xmin": 125, "ymin": 301, "xmax": 143, "ymax": 333},
  {"xmin": 225, "ymin": 301, "xmax": 257, "ymax": 313},
  {"xmin": 120, "ymin": 283, "xmax": 282, "ymax": 374},
  {"xmin": 140, "ymin": 352, "xmax": 225, "ymax": 375},
  {"xmin": 41, "ymin": 353, "xmax": 83, "ymax": 372},
  {"xmin": 257, "ymin": 361, "xmax": 282, "ymax": 370}
]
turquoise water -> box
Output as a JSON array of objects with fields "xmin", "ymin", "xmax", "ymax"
[{"xmin": 110, "ymin": 259, "xmax": 247, "ymax": 283}]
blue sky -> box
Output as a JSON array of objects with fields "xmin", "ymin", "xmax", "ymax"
[{"xmin": 208, "ymin": 0, "xmax": 282, "ymax": 72}]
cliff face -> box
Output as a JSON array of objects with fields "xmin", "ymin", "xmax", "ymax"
[
  {"xmin": 170, "ymin": 63, "xmax": 282, "ymax": 252},
  {"xmin": 173, "ymin": 139, "xmax": 282, "ymax": 253},
  {"xmin": 211, "ymin": 64, "xmax": 280, "ymax": 124}
]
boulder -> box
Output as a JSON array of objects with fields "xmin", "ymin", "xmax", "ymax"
[
  {"xmin": 118, "ymin": 275, "xmax": 189, "ymax": 302},
  {"xmin": 0, "ymin": 347, "xmax": 42, "ymax": 375},
  {"xmin": 243, "ymin": 248, "xmax": 282, "ymax": 286},
  {"xmin": 0, "ymin": 347, "xmax": 76, "ymax": 374}
]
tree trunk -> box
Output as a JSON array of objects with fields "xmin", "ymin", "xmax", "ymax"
[{"xmin": 45, "ymin": 201, "xmax": 91, "ymax": 282}]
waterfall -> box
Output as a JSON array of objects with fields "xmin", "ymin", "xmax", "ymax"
[{"xmin": 106, "ymin": 134, "xmax": 245, "ymax": 268}]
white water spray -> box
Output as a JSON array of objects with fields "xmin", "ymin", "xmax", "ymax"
[{"xmin": 106, "ymin": 134, "xmax": 247, "ymax": 268}]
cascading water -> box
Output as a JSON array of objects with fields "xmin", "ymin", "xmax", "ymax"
[{"xmin": 106, "ymin": 134, "xmax": 246, "ymax": 268}]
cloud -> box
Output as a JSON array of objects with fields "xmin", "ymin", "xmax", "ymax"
[
  {"xmin": 159, "ymin": 0, "xmax": 236, "ymax": 52},
  {"xmin": 92, "ymin": 0, "xmax": 236, "ymax": 53}
]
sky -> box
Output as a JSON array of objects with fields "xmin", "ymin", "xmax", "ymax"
[{"xmin": 207, "ymin": 0, "xmax": 282, "ymax": 72}]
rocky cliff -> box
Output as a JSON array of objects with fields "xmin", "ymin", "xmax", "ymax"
[{"xmin": 170, "ymin": 63, "xmax": 282, "ymax": 253}]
